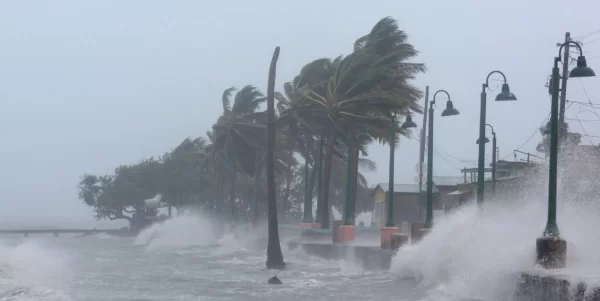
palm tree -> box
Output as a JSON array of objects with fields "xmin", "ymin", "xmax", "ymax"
[
  {"xmin": 294, "ymin": 17, "xmax": 425, "ymax": 228},
  {"xmin": 212, "ymin": 85, "xmax": 267, "ymax": 220},
  {"xmin": 276, "ymin": 59, "xmax": 340, "ymax": 227},
  {"xmin": 266, "ymin": 46, "xmax": 285, "ymax": 270}
]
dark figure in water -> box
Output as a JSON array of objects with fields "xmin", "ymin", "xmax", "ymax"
[{"xmin": 268, "ymin": 276, "xmax": 282, "ymax": 285}]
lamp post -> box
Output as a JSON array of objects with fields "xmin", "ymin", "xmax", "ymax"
[
  {"xmin": 478, "ymin": 71, "xmax": 517, "ymax": 206},
  {"xmin": 537, "ymin": 41, "xmax": 595, "ymax": 269},
  {"xmin": 424, "ymin": 90, "xmax": 460, "ymax": 230},
  {"xmin": 476, "ymin": 124, "xmax": 496, "ymax": 197},
  {"xmin": 380, "ymin": 113, "xmax": 417, "ymax": 248}
]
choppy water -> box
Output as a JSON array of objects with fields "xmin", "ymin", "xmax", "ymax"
[{"xmin": 2, "ymin": 194, "xmax": 600, "ymax": 301}]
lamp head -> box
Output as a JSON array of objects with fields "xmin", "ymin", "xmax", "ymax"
[
  {"xmin": 495, "ymin": 83, "xmax": 517, "ymax": 101},
  {"xmin": 357, "ymin": 132, "xmax": 371, "ymax": 140},
  {"xmin": 569, "ymin": 56, "xmax": 596, "ymax": 78},
  {"xmin": 401, "ymin": 114, "xmax": 418, "ymax": 129},
  {"xmin": 441, "ymin": 101, "xmax": 460, "ymax": 116},
  {"xmin": 356, "ymin": 126, "xmax": 371, "ymax": 140},
  {"xmin": 476, "ymin": 137, "xmax": 490, "ymax": 144}
]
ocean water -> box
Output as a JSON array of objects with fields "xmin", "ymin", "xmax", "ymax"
[{"xmin": 2, "ymin": 192, "xmax": 600, "ymax": 301}]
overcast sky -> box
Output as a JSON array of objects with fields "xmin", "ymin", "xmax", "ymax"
[{"xmin": 1, "ymin": 0, "xmax": 599, "ymax": 225}]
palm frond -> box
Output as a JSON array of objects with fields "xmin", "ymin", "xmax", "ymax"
[
  {"xmin": 357, "ymin": 158, "xmax": 376, "ymax": 172},
  {"xmin": 232, "ymin": 85, "xmax": 264, "ymax": 115},
  {"xmin": 222, "ymin": 87, "xmax": 236, "ymax": 113}
]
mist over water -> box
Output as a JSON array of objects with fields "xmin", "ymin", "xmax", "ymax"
[{"xmin": 0, "ymin": 154, "xmax": 599, "ymax": 300}]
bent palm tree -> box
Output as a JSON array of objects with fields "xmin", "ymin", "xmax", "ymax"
[
  {"xmin": 212, "ymin": 85, "xmax": 267, "ymax": 219},
  {"xmin": 299, "ymin": 17, "xmax": 425, "ymax": 228}
]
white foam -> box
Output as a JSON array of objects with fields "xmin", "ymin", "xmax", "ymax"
[
  {"xmin": 389, "ymin": 161, "xmax": 600, "ymax": 300},
  {"xmin": 134, "ymin": 214, "xmax": 218, "ymax": 251}
]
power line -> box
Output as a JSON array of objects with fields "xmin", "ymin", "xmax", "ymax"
[
  {"xmin": 572, "ymin": 114, "xmax": 595, "ymax": 145},
  {"xmin": 583, "ymin": 38, "xmax": 600, "ymax": 45},
  {"xmin": 565, "ymin": 117, "xmax": 600, "ymax": 122},
  {"xmin": 434, "ymin": 144, "xmax": 485, "ymax": 164},
  {"xmin": 573, "ymin": 29, "xmax": 600, "ymax": 40},
  {"xmin": 433, "ymin": 147, "xmax": 468, "ymax": 171},
  {"xmin": 503, "ymin": 112, "xmax": 550, "ymax": 159},
  {"xmin": 568, "ymin": 100, "xmax": 600, "ymax": 107},
  {"xmin": 578, "ymin": 79, "xmax": 600, "ymax": 118},
  {"xmin": 502, "ymin": 102, "xmax": 575, "ymax": 160}
]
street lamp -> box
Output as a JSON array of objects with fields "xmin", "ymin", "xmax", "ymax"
[
  {"xmin": 478, "ymin": 71, "xmax": 517, "ymax": 206},
  {"xmin": 537, "ymin": 40, "xmax": 595, "ymax": 269},
  {"xmin": 380, "ymin": 113, "xmax": 417, "ymax": 248},
  {"xmin": 476, "ymin": 124, "xmax": 497, "ymax": 197},
  {"xmin": 424, "ymin": 90, "xmax": 459, "ymax": 229},
  {"xmin": 384, "ymin": 113, "xmax": 418, "ymax": 228}
]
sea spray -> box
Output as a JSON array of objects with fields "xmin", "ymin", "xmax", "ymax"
[
  {"xmin": 0, "ymin": 239, "xmax": 71, "ymax": 301},
  {"xmin": 389, "ymin": 173, "xmax": 600, "ymax": 300},
  {"xmin": 134, "ymin": 214, "xmax": 218, "ymax": 251}
]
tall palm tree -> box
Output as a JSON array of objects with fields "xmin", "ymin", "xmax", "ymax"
[
  {"xmin": 266, "ymin": 46, "xmax": 285, "ymax": 270},
  {"xmin": 296, "ymin": 17, "xmax": 425, "ymax": 228},
  {"xmin": 212, "ymin": 85, "xmax": 267, "ymax": 220}
]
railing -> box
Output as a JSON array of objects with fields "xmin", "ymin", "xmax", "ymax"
[{"xmin": 0, "ymin": 229, "xmax": 124, "ymax": 237}]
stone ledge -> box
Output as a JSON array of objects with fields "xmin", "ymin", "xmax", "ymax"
[
  {"xmin": 516, "ymin": 272, "xmax": 600, "ymax": 301},
  {"xmin": 288, "ymin": 241, "xmax": 395, "ymax": 271}
]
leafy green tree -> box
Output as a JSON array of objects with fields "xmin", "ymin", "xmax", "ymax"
[{"xmin": 78, "ymin": 159, "xmax": 164, "ymax": 228}]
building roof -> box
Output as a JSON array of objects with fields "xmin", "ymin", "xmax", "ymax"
[
  {"xmin": 432, "ymin": 176, "xmax": 464, "ymax": 187},
  {"xmin": 375, "ymin": 183, "xmax": 439, "ymax": 194},
  {"xmin": 460, "ymin": 167, "xmax": 511, "ymax": 173}
]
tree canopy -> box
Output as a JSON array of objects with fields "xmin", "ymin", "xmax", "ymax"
[{"xmin": 77, "ymin": 16, "xmax": 424, "ymax": 229}]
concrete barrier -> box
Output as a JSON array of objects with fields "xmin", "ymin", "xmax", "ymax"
[
  {"xmin": 390, "ymin": 233, "xmax": 409, "ymax": 251},
  {"xmin": 332, "ymin": 220, "xmax": 343, "ymax": 243},
  {"xmin": 516, "ymin": 272, "xmax": 600, "ymax": 301},
  {"xmin": 411, "ymin": 221, "xmax": 425, "ymax": 243},
  {"xmin": 294, "ymin": 242, "xmax": 395, "ymax": 271}
]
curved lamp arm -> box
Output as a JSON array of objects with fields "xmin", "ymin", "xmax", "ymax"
[
  {"xmin": 558, "ymin": 40, "xmax": 584, "ymax": 59},
  {"xmin": 431, "ymin": 89, "xmax": 451, "ymax": 105},
  {"xmin": 485, "ymin": 123, "xmax": 495, "ymax": 135},
  {"xmin": 484, "ymin": 70, "xmax": 508, "ymax": 89}
]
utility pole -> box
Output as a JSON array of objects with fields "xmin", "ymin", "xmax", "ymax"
[
  {"xmin": 514, "ymin": 149, "xmax": 544, "ymax": 163},
  {"xmin": 418, "ymin": 86, "xmax": 429, "ymax": 220},
  {"xmin": 558, "ymin": 32, "xmax": 571, "ymax": 138}
]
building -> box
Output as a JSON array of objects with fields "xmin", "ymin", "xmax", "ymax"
[
  {"xmin": 459, "ymin": 160, "xmax": 530, "ymax": 183},
  {"xmin": 431, "ymin": 176, "xmax": 465, "ymax": 211},
  {"xmin": 371, "ymin": 183, "xmax": 440, "ymax": 228},
  {"xmin": 450, "ymin": 160, "xmax": 539, "ymax": 204}
]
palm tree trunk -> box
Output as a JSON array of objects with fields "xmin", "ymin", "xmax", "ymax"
[
  {"xmin": 282, "ymin": 165, "xmax": 292, "ymax": 222},
  {"xmin": 351, "ymin": 146, "xmax": 360, "ymax": 224},
  {"xmin": 302, "ymin": 158, "xmax": 313, "ymax": 222},
  {"xmin": 216, "ymin": 157, "xmax": 222, "ymax": 213},
  {"xmin": 319, "ymin": 132, "xmax": 336, "ymax": 229},
  {"xmin": 229, "ymin": 163, "xmax": 237, "ymax": 221},
  {"xmin": 253, "ymin": 149, "xmax": 261, "ymax": 226},
  {"xmin": 266, "ymin": 46, "xmax": 284, "ymax": 270},
  {"xmin": 315, "ymin": 137, "xmax": 324, "ymax": 223}
]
